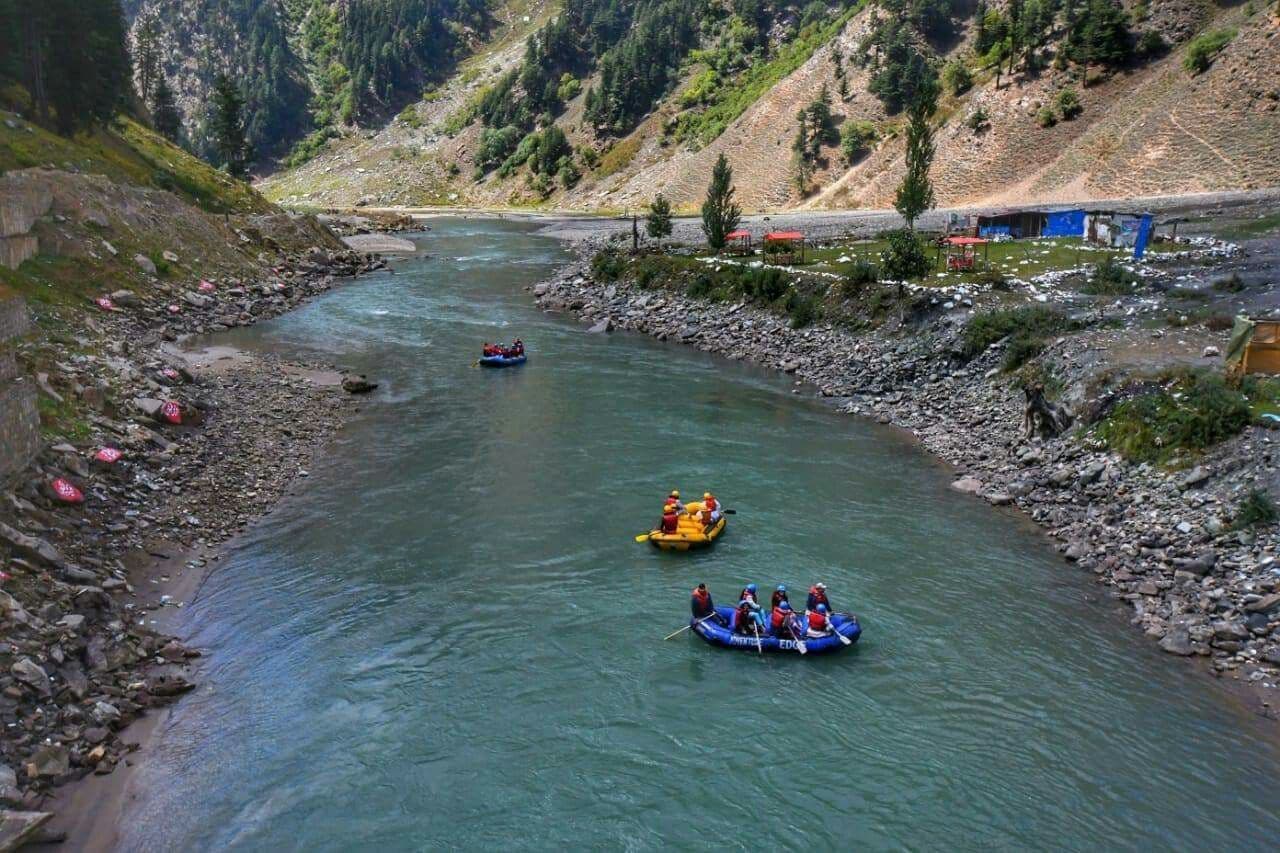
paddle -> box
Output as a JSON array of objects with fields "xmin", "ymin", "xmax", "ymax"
[
  {"xmin": 751, "ymin": 621, "xmax": 763, "ymax": 655},
  {"xmin": 787, "ymin": 614, "xmax": 808, "ymax": 654},
  {"xmin": 665, "ymin": 614, "xmax": 714, "ymax": 640},
  {"xmin": 634, "ymin": 532, "xmax": 654, "ymax": 543}
]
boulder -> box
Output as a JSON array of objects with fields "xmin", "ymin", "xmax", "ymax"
[
  {"xmin": 951, "ymin": 476, "xmax": 983, "ymax": 495},
  {"xmin": 24, "ymin": 744, "xmax": 69, "ymax": 779},
  {"xmin": 0, "ymin": 522, "xmax": 71, "ymax": 572},
  {"xmin": 1179, "ymin": 466, "xmax": 1211, "ymax": 490},
  {"xmin": 1172, "ymin": 551, "xmax": 1217, "ymax": 577},
  {"xmin": 341, "ymin": 375, "xmax": 378, "ymax": 394},
  {"xmin": 133, "ymin": 254, "xmax": 157, "ymax": 275},
  {"xmin": 11, "ymin": 658, "xmax": 51, "ymax": 697},
  {"xmin": 586, "ymin": 317, "xmax": 613, "ymax": 334},
  {"xmin": 0, "ymin": 762, "xmax": 21, "ymax": 806},
  {"xmin": 1244, "ymin": 593, "xmax": 1280, "ymax": 615},
  {"xmin": 1159, "ymin": 628, "xmax": 1194, "ymax": 656}
]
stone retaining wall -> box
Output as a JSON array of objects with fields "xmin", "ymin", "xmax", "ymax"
[{"xmin": 0, "ymin": 294, "xmax": 38, "ymax": 483}]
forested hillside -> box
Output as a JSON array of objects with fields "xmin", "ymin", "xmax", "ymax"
[
  {"xmin": 261, "ymin": 0, "xmax": 1280, "ymax": 212},
  {"xmin": 120, "ymin": 0, "xmax": 493, "ymax": 167}
]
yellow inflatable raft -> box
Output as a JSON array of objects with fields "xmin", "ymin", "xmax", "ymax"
[{"xmin": 645, "ymin": 501, "xmax": 727, "ymax": 551}]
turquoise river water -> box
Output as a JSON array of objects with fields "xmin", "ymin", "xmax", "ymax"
[{"xmin": 120, "ymin": 219, "xmax": 1279, "ymax": 850}]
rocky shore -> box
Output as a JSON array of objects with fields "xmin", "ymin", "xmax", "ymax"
[
  {"xmin": 534, "ymin": 252, "xmax": 1280, "ymax": 718},
  {"xmin": 0, "ymin": 240, "xmax": 384, "ymax": 827}
]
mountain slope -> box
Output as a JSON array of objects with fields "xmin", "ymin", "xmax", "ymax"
[{"xmin": 260, "ymin": 0, "xmax": 1280, "ymax": 212}]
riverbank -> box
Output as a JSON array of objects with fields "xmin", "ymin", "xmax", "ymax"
[
  {"xmin": 530, "ymin": 225, "xmax": 1280, "ymax": 720},
  {"xmin": 0, "ymin": 230, "xmax": 385, "ymax": 838}
]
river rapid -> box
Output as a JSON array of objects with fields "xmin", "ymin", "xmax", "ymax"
[{"xmin": 120, "ymin": 219, "xmax": 1279, "ymax": 850}]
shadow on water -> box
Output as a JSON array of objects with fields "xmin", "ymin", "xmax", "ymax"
[{"xmin": 123, "ymin": 219, "xmax": 1280, "ymax": 851}]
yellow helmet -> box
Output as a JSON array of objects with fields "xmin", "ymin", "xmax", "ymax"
[
  {"xmin": 703, "ymin": 492, "xmax": 712, "ymax": 499},
  {"xmin": 669, "ymin": 490, "xmax": 680, "ymax": 498}
]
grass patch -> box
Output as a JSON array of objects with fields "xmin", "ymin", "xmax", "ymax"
[
  {"xmin": 37, "ymin": 394, "xmax": 91, "ymax": 441},
  {"xmin": 1183, "ymin": 28, "xmax": 1235, "ymax": 75},
  {"xmin": 596, "ymin": 136, "xmax": 641, "ymax": 177},
  {"xmin": 1093, "ymin": 370, "xmax": 1251, "ymax": 464},
  {"xmin": 961, "ymin": 306, "xmax": 1078, "ymax": 371},
  {"xmin": 1081, "ymin": 257, "xmax": 1140, "ymax": 295},
  {"xmin": 1212, "ymin": 273, "xmax": 1245, "ymax": 292},
  {"xmin": 1216, "ymin": 211, "xmax": 1280, "ymax": 240}
]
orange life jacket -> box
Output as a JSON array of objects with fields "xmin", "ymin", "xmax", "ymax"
[
  {"xmin": 808, "ymin": 610, "xmax": 828, "ymax": 632},
  {"xmin": 661, "ymin": 512, "xmax": 679, "ymax": 533}
]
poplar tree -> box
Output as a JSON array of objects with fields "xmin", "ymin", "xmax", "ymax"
[
  {"xmin": 133, "ymin": 12, "xmax": 161, "ymax": 102},
  {"xmin": 893, "ymin": 72, "xmax": 939, "ymax": 230},
  {"xmin": 701, "ymin": 153, "xmax": 741, "ymax": 252}
]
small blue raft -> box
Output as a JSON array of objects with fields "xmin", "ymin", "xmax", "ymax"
[
  {"xmin": 692, "ymin": 606, "xmax": 861, "ymax": 655},
  {"xmin": 479, "ymin": 354, "xmax": 527, "ymax": 368}
]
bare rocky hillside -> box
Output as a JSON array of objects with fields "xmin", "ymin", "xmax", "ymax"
[{"xmin": 260, "ymin": 2, "xmax": 1280, "ymax": 213}]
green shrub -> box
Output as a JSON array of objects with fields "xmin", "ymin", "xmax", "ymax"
[
  {"xmin": 840, "ymin": 119, "xmax": 878, "ymax": 163},
  {"xmin": 1184, "ymin": 28, "xmax": 1235, "ymax": 75},
  {"xmin": 840, "ymin": 261, "xmax": 879, "ymax": 298},
  {"xmin": 966, "ymin": 107, "xmax": 990, "ymax": 133},
  {"xmin": 556, "ymin": 74, "xmax": 581, "ymax": 102},
  {"xmin": 1083, "ymin": 257, "xmax": 1140, "ymax": 294},
  {"xmin": 591, "ymin": 250, "xmax": 626, "ymax": 282},
  {"xmin": 475, "ymin": 125, "xmax": 522, "ymax": 174},
  {"xmin": 1095, "ymin": 371, "xmax": 1252, "ymax": 463},
  {"xmin": 1055, "ymin": 88, "xmax": 1082, "ymax": 120},
  {"xmin": 879, "ymin": 229, "xmax": 931, "ymax": 281},
  {"xmin": 681, "ymin": 68, "xmax": 720, "ymax": 107},
  {"xmin": 1233, "ymin": 488, "xmax": 1278, "ymax": 529},
  {"xmin": 942, "ymin": 59, "xmax": 973, "ymax": 96},
  {"xmin": 1137, "ymin": 29, "xmax": 1168, "ymax": 58},
  {"xmin": 961, "ymin": 306, "xmax": 1077, "ymax": 359},
  {"xmin": 1212, "ymin": 273, "xmax": 1245, "ymax": 292},
  {"xmin": 785, "ymin": 290, "xmax": 821, "ymax": 328},
  {"xmin": 1037, "ymin": 106, "xmax": 1058, "ymax": 128},
  {"xmin": 1003, "ymin": 335, "xmax": 1046, "ymax": 371},
  {"xmin": 738, "ymin": 267, "xmax": 789, "ymax": 302}
]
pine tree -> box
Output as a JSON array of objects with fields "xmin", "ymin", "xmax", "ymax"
[
  {"xmin": 133, "ymin": 12, "xmax": 161, "ymax": 103},
  {"xmin": 646, "ymin": 194, "xmax": 673, "ymax": 241},
  {"xmin": 209, "ymin": 73, "xmax": 252, "ymax": 177},
  {"xmin": 893, "ymin": 72, "xmax": 938, "ymax": 230},
  {"xmin": 151, "ymin": 73, "xmax": 182, "ymax": 142},
  {"xmin": 701, "ymin": 153, "xmax": 741, "ymax": 252},
  {"xmin": 792, "ymin": 110, "xmax": 813, "ymax": 194}
]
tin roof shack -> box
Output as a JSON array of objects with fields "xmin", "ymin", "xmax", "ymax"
[
  {"xmin": 1084, "ymin": 211, "xmax": 1155, "ymax": 259},
  {"xmin": 1227, "ymin": 317, "xmax": 1280, "ymax": 377},
  {"xmin": 970, "ymin": 209, "xmax": 1085, "ymax": 239}
]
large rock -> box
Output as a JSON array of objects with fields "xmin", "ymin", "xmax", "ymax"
[
  {"xmin": 0, "ymin": 762, "xmax": 21, "ymax": 806},
  {"xmin": 133, "ymin": 254, "xmax": 157, "ymax": 275},
  {"xmin": 1159, "ymin": 628, "xmax": 1195, "ymax": 656},
  {"xmin": 951, "ymin": 476, "xmax": 983, "ymax": 495},
  {"xmin": 586, "ymin": 317, "xmax": 613, "ymax": 334},
  {"xmin": 0, "ymin": 522, "xmax": 71, "ymax": 572},
  {"xmin": 1172, "ymin": 551, "xmax": 1217, "ymax": 577},
  {"xmin": 24, "ymin": 744, "xmax": 69, "ymax": 779},
  {"xmin": 341, "ymin": 375, "xmax": 378, "ymax": 394},
  {"xmin": 11, "ymin": 658, "xmax": 51, "ymax": 696},
  {"xmin": 1244, "ymin": 593, "xmax": 1280, "ymax": 615}
]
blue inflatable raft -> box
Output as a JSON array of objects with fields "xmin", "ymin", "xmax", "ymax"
[
  {"xmin": 692, "ymin": 606, "xmax": 861, "ymax": 654},
  {"xmin": 479, "ymin": 354, "xmax": 527, "ymax": 368}
]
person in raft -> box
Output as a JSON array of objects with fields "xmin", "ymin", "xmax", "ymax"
[
  {"xmin": 735, "ymin": 596, "xmax": 766, "ymax": 635},
  {"xmin": 510, "ymin": 338, "xmax": 525, "ymax": 357},
  {"xmin": 664, "ymin": 490, "xmax": 684, "ymax": 514},
  {"xmin": 770, "ymin": 600, "xmax": 799, "ymax": 639},
  {"xmin": 691, "ymin": 583, "xmax": 728, "ymax": 626},
  {"xmin": 702, "ymin": 492, "xmax": 721, "ymax": 523},
  {"xmin": 806, "ymin": 582, "xmax": 830, "ymax": 612},
  {"xmin": 770, "ymin": 584, "xmax": 789, "ymax": 610},
  {"xmin": 739, "ymin": 582, "xmax": 759, "ymax": 605},
  {"xmin": 806, "ymin": 603, "xmax": 833, "ymax": 638},
  {"xmin": 659, "ymin": 502, "xmax": 680, "ymax": 535}
]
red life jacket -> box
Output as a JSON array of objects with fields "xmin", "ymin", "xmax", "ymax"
[
  {"xmin": 661, "ymin": 512, "xmax": 679, "ymax": 533},
  {"xmin": 736, "ymin": 604, "xmax": 753, "ymax": 630},
  {"xmin": 808, "ymin": 610, "xmax": 828, "ymax": 632},
  {"xmin": 809, "ymin": 586, "xmax": 829, "ymax": 608},
  {"xmin": 770, "ymin": 606, "xmax": 787, "ymax": 630},
  {"xmin": 705, "ymin": 496, "xmax": 718, "ymax": 511},
  {"xmin": 692, "ymin": 589, "xmax": 710, "ymax": 609}
]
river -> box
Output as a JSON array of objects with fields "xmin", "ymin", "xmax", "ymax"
[{"xmin": 119, "ymin": 218, "xmax": 1279, "ymax": 850}]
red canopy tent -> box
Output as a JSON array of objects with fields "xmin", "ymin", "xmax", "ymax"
[
  {"xmin": 725, "ymin": 229, "xmax": 753, "ymax": 255},
  {"xmin": 763, "ymin": 231, "xmax": 805, "ymax": 264},
  {"xmin": 941, "ymin": 235, "xmax": 989, "ymax": 271}
]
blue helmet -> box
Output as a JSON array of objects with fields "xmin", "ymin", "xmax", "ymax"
[
  {"xmin": 777, "ymin": 584, "xmax": 786, "ymax": 592},
  {"xmin": 780, "ymin": 601, "xmax": 791, "ymax": 611},
  {"xmin": 817, "ymin": 604, "xmax": 828, "ymax": 613},
  {"xmin": 746, "ymin": 583, "xmax": 757, "ymax": 592}
]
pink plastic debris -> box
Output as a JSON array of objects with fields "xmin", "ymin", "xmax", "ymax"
[
  {"xmin": 161, "ymin": 400, "xmax": 182, "ymax": 424},
  {"xmin": 95, "ymin": 447, "xmax": 124, "ymax": 464},
  {"xmin": 96, "ymin": 296, "xmax": 115, "ymax": 310},
  {"xmin": 51, "ymin": 478, "xmax": 84, "ymax": 503}
]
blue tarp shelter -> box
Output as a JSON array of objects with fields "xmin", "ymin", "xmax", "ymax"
[{"xmin": 1043, "ymin": 209, "xmax": 1086, "ymax": 238}]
